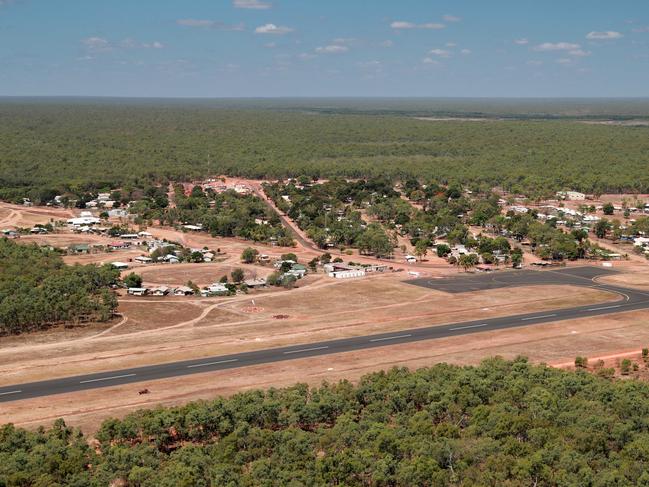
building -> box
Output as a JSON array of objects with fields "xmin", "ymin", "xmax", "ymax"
[
  {"xmin": 201, "ymin": 283, "xmax": 229, "ymax": 296},
  {"xmin": 405, "ymin": 255, "xmax": 417, "ymax": 263},
  {"xmin": 244, "ymin": 278, "xmax": 267, "ymax": 288},
  {"xmin": 111, "ymin": 262, "xmax": 129, "ymax": 270},
  {"xmin": 557, "ymin": 191, "xmax": 586, "ymax": 201},
  {"xmin": 151, "ymin": 286, "xmax": 170, "ymax": 296},
  {"xmin": 68, "ymin": 244, "xmax": 90, "ymax": 254},
  {"xmin": 127, "ymin": 287, "xmax": 149, "ymax": 296},
  {"xmin": 134, "ymin": 256, "xmax": 153, "ymax": 264},
  {"xmin": 173, "ymin": 286, "xmax": 195, "ymax": 296}
]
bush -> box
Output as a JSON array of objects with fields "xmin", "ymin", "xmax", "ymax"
[{"xmin": 241, "ymin": 247, "xmax": 259, "ymax": 264}]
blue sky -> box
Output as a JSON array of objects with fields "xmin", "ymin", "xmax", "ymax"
[{"xmin": 0, "ymin": 0, "xmax": 647, "ymax": 97}]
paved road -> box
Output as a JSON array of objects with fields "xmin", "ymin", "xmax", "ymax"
[{"xmin": 2, "ymin": 266, "xmax": 648, "ymax": 403}]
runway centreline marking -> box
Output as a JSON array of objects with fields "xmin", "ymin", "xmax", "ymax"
[
  {"xmin": 369, "ymin": 334, "xmax": 413, "ymax": 342},
  {"xmin": 0, "ymin": 390, "xmax": 22, "ymax": 396},
  {"xmin": 283, "ymin": 346, "xmax": 329, "ymax": 355},
  {"xmin": 521, "ymin": 314, "xmax": 556, "ymax": 321},
  {"xmin": 79, "ymin": 373, "xmax": 136, "ymax": 384},
  {"xmin": 587, "ymin": 304, "xmax": 623, "ymax": 311},
  {"xmin": 187, "ymin": 359, "xmax": 239, "ymax": 369},
  {"xmin": 449, "ymin": 323, "xmax": 488, "ymax": 331}
]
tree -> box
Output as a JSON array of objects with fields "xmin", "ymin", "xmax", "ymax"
[
  {"xmin": 281, "ymin": 252, "xmax": 298, "ymax": 263},
  {"xmin": 123, "ymin": 272, "xmax": 143, "ymax": 288},
  {"xmin": 231, "ymin": 268, "xmax": 245, "ymax": 283},
  {"xmin": 603, "ymin": 202, "xmax": 614, "ymax": 215},
  {"xmin": 308, "ymin": 258, "xmax": 318, "ymax": 272},
  {"xmin": 414, "ymin": 240, "xmax": 429, "ymax": 261},
  {"xmin": 241, "ymin": 247, "xmax": 259, "ymax": 264},
  {"xmin": 594, "ymin": 219, "xmax": 611, "ymax": 239},
  {"xmin": 458, "ymin": 253, "xmax": 479, "ymax": 272},
  {"xmin": 436, "ymin": 244, "xmax": 451, "ymax": 258}
]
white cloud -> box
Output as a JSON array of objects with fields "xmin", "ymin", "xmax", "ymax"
[
  {"xmin": 533, "ymin": 42, "xmax": 580, "ymax": 51},
  {"xmin": 82, "ymin": 37, "xmax": 165, "ymax": 53},
  {"xmin": 233, "ymin": 0, "xmax": 271, "ymax": 9},
  {"xmin": 82, "ymin": 37, "xmax": 111, "ymax": 51},
  {"xmin": 298, "ymin": 52, "xmax": 316, "ymax": 60},
  {"xmin": 379, "ymin": 40, "xmax": 394, "ymax": 47},
  {"xmin": 586, "ymin": 31, "xmax": 623, "ymax": 40},
  {"xmin": 443, "ymin": 14, "xmax": 461, "ymax": 22},
  {"xmin": 358, "ymin": 60, "xmax": 382, "ymax": 71},
  {"xmin": 331, "ymin": 37, "xmax": 356, "ymax": 46},
  {"xmin": 446, "ymin": 42, "xmax": 457, "ymax": 47},
  {"xmin": 429, "ymin": 48, "xmax": 451, "ymax": 57},
  {"xmin": 514, "ymin": 38, "xmax": 529, "ymax": 45},
  {"xmin": 569, "ymin": 49, "xmax": 591, "ymax": 57},
  {"xmin": 526, "ymin": 60, "xmax": 543, "ymax": 66},
  {"xmin": 255, "ymin": 23, "xmax": 293, "ymax": 35},
  {"xmin": 264, "ymin": 42, "xmax": 277, "ymax": 48},
  {"xmin": 557, "ymin": 58, "xmax": 572, "ymax": 64},
  {"xmin": 422, "ymin": 57, "xmax": 440, "ymax": 65},
  {"xmin": 391, "ymin": 21, "xmax": 445, "ymax": 30},
  {"xmin": 460, "ymin": 48, "xmax": 471, "ymax": 55},
  {"xmin": 176, "ymin": 19, "xmax": 244, "ymax": 30},
  {"xmin": 315, "ymin": 44, "xmax": 348, "ymax": 54},
  {"xmin": 632, "ymin": 26, "xmax": 649, "ymax": 33}
]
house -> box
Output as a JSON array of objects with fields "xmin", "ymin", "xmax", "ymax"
[
  {"xmin": 108, "ymin": 241, "xmax": 131, "ymax": 250},
  {"xmin": 111, "ymin": 261, "xmax": 129, "ymax": 270},
  {"xmin": 289, "ymin": 263, "xmax": 307, "ymax": 278},
  {"xmin": 582, "ymin": 215, "xmax": 601, "ymax": 224},
  {"xmin": 203, "ymin": 252, "xmax": 215, "ymax": 262},
  {"xmin": 405, "ymin": 255, "xmax": 417, "ymax": 263},
  {"xmin": 329, "ymin": 267, "xmax": 366, "ymax": 279},
  {"xmin": 138, "ymin": 231, "xmax": 153, "ymax": 238},
  {"xmin": 68, "ymin": 244, "xmax": 90, "ymax": 254},
  {"xmin": 173, "ymin": 286, "xmax": 195, "ymax": 296},
  {"xmin": 108, "ymin": 209, "xmax": 128, "ymax": 218},
  {"xmin": 151, "ymin": 286, "xmax": 170, "ymax": 296},
  {"xmin": 127, "ymin": 287, "xmax": 149, "ymax": 296},
  {"xmin": 556, "ymin": 191, "xmax": 586, "ymax": 201},
  {"xmin": 120, "ymin": 233, "xmax": 139, "ymax": 239},
  {"xmin": 244, "ymin": 278, "xmax": 267, "ymax": 288},
  {"xmin": 201, "ymin": 283, "xmax": 229, "ymax": 296},
  {"xmin": 258, "ymin": 254, "xmax": 271, "ymax": 263},
  {"xmin": 162, "ymin": 254, "xmax": 180, "ymax": 264},
  {"xmin": 30, "ymin": 227, "xmax": 48, "ymax": 234},
  {"xmin": 183, "ymin": 224, "xmax": 203, "ymax": 231},
  {"xmin": 67, "ymin": 216, "xmax": 101, "ymax": 226},
  {"xmin": 134, "ymin": 256, "xmax": 153, "ymax": 264}
]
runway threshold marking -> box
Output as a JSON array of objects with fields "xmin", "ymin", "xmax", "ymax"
[
  {"xmin": 449, "ymin": 323, "xmax": 488, "ymax": 331},
  {"xmin": 587, "ymin": 304, "xmax": 622, "ymax": 311},
  {"xmin": 79, "ymin": 373, "xmax": 136, "ymax": 384},
  {"xmin": 0, "ymin": 390, "xmax": 22, "ymax": 396},
  {"xmin": 187, "ymin": 359, "xmax": 239, "ymax": 369},
  {"xmin": 369, "ymin": 334, "xmax": 412, "ymax": 342},
  {"xmin": 283, "ymin": 346, "xmax": 329, "ymax": 355},
  {"xmin": 521, "ymin": 314, "xmax": 556, "ymax": 321}
]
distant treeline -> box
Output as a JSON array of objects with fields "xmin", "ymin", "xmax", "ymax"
[
  {"xmin": 0, "ymin": 239, "xmax": 119, "ymax": 335},
  {"xmin": 4, "ymin": 357, "xmax": 649, "ymax": 485},
  {"xmin": 1, "ymin": 101, "xmax": 649, "ymax": 201}
]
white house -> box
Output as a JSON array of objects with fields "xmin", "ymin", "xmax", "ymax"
[
  {"xmin": 557, "ymin": 191, "xmax": 586, "ymax": 201},
  {"xmin": 134, "ymin": 256, "xmax": 153, "ymax": 264}
]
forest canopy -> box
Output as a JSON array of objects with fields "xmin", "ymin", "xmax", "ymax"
[
  {"xmin": 1, "ymin": 99, "xmax": 649, "ymax": 201},
  {"xmin": 4, "ymin": 357, "xmax": 649, "ymax": 486},
  {"xmin": 0, "ymin": 238, "xmax": 120, "ymax": 335}
]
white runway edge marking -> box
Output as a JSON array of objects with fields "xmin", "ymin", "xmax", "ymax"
[
  {"xmin": 587, "ymin": 304, "xmax": 622, "ymax": 311},
  {"xmin": 79, "ymin": 373, "xmax": 136, "ymax": 384},
  {"xmin": 283, "ymin": 346, "xmax": 329, "ymax": 355},
  {"xmin": 187, "ymin": 359, "xmax": 239, "ymax": 369},
  {"xmin": 0, "ymin": 390, "xmax": 22, "ymax": 396},
  {"xmin": 521, "ymin": 314, "xmax": 556, "ymax": 321},
  {"xmin": 449, "ymin": 323, "xmax": 488, "ymax": 331},
  {"xmin": 369, "ymin": 334, "xmax": 413, "ymax": 342}
]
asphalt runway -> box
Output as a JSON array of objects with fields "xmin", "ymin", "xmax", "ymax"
[{"xmin": 1, "ymin": 266, "xmax": 647, "ymax": 403}]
